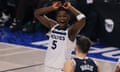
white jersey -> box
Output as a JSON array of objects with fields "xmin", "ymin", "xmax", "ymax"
[{"xmin": 45, "ymin": 24, "xmax": 76, "ymax": 69}]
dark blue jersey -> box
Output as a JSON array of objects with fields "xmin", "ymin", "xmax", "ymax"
[{"xmin": 73, "ymin": 57, "xmax": 98, "ymax": 72}]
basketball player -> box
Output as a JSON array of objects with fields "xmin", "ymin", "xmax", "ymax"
[
  {"xmin": 115, "ymin": 58, "xmax": 120, "ymax": 72},
  {"xmin": 64, "ymin": 36, "xmax": 100, "ymax": 72},
  {"xmin": 34, "ymin": 1, "xmax": 85, "ymax": 72}
]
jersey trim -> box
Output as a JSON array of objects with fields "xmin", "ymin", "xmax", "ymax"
[{"xmin": 52, "ymin": 30, "xmax": 66, "ymax": 35}]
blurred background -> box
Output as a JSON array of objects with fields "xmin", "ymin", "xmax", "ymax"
[{"xmin": 0, "ymin": 0, "xmax": 120, "ymax": 47}]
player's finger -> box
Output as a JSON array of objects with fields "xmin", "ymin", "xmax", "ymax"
[
  {"xmin": 52, "ymin": 2, "xmax": 62, "ymax": 9},
  {"xmin": 63, "ymin": 2, "xmax": 71, "ymax": 9}
]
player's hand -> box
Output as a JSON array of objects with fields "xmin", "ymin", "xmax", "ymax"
[
  {"xmin": 52, "ymin": 1, "xmax": 62, "ymax": 10},
  {"xmin": 63, "ymin": 2, "xmax": 72, "ymax": 10}
]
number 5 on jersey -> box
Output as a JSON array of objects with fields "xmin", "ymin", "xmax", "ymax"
[{"xmin": 52, "ymin": 40, "xmax": 57, "ymax": 49}]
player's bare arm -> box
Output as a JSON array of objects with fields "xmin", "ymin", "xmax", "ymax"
[
  {"xmin": 95, "ymin": 61, "xmax": 101, "ymax": 72},
  {"xmin": 115, "ymin": 66, "xmax": 120, "ymax": 72},
  {"xmin": 34, "ymin": 1, "xmax": 62, "ymax": 29},
  {"xmin": 63, "ymin": 2, "xmax": 86, "ymax": 41},
  {"xmin": 115, "ymin": 60, "xmax": 120, "ymax": 72},
  {"xmin": 64, "ymin": 60, "xmax": 74, "ymax": 72}
]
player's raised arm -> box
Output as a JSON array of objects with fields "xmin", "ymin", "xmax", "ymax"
[
  {"xmin": 63, "ymin": 2, "xmax": 86, "ymax": 41},
  {"xmin": 34, "ymin": 1, "xmax": 62, "ymax": 29}
]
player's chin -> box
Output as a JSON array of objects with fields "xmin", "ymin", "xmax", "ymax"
[
  {"xmin": 59, "ymin": 21, "xmax": 67, "ymax": 24},
  {"xmin": 60, "ymin": 22, "xmax": 67, "ymax": 26},
  {"xmin": 59, "ymin": 22, "xmax": 66, "ymax": 26},
  {"xmin": 59, "ymin": 22, "xmax": 65, "ymax": 24}
]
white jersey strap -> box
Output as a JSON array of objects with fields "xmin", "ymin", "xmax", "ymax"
[{"xmin": 51, "ymin": 24, "xmax": 59, "ymax": 31}]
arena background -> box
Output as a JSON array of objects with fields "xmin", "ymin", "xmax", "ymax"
[{"xmin": 0, "ymin": 0, "xmax": 120, "ymax": 72}]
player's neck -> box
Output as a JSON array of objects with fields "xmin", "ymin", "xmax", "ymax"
[
  {"xmin": 76, "ymin": 52, "xmax": 87, "ymax": 59},
  {"xmin": 59, "ymin": 24, "xmax": 68, "ymax": 29}
]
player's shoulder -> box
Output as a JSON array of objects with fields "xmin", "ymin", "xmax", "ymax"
[
  {"xmin": 64, "ymin": 59, "xmax": 74, "ymax": 72},
  {"xmin": 87, "ymin": 58, "xmax": 99, "ymax": 65},
  {"xmin": 92, "ymin": 59, "xmax": 99, "ymax": 66},
  {"xmin": 65, "ymin": 60, "xmax": 73, "ymax": 65},
  {"xmin": 64, "ymin": 60, "xmax": 74, "ymax": 68}
]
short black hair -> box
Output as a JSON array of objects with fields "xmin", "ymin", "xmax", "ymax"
[
  {"xmin": 56, "ymin": 7, "xmax": 69, "ymax": 14},
  {"xmin": 51, "ymin": 0, "xmax": 66, "ymax": 3},
  {"xmin": 54, "ymin": 7, "xmax": 70, "ymax": 20},
  {"xmin": 76, "ymin": 36, "xmax": 91, "ymax": 53}
]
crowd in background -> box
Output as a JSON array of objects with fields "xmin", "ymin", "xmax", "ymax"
[{"xmin": 0, "ymin": 0, "xmax": 120, "ymax": 48}]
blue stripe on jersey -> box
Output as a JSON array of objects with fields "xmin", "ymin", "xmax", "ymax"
[{"xmin": 52, "ymin": 30, "xmax": 66, "ymax": 35}]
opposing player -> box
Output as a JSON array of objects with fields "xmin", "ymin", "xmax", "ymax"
[
  {"xmin": 34, "ymin": 1, "xmax": 85, "ymax": 72},
  {"xmin": 64, "ymin": 36, "xmax": 100, "ymax": 72},
  {"xmin": 115, "ymin": 58, "xmax": 120, "ymax": 72}
]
